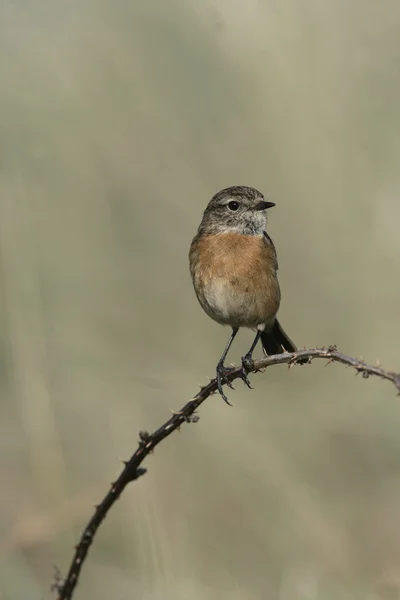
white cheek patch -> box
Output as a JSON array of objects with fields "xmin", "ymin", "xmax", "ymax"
[
  {"xmin": 252, "ymin": 211, "xmax": 268, "ymax": 230},
  {"xmin": 237, "ymin": 210, "xmax": 268, "ymax": 236}
]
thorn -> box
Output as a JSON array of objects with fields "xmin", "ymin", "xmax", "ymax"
[
  {"xmin": 169, "ymin": 408, "xmax": 183, "ymax": 415},
  {"xmin": 376, "ymin": 359, "xmax": 381, "ymax": 367},
  {"xmin": 324, "ymin": 358, "xmax": 334, "ymax": 367}
]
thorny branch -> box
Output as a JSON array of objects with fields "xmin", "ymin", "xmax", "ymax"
[{"xmin": 56, "ymin": 345, "xmax": 400, "ymax": 600}]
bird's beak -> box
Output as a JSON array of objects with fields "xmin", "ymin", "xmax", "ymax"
[{"xmin": 254, "ymin": 200, "xmax": 276, "ymax": 211}]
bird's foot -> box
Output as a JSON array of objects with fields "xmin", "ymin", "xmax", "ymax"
[
  {"xmin": 240, "ymin": 354, "xmax": 254, "ymax": 389},
  {"xmin": 290, "ymin": 353, "xmax": 310, "ymax": 365},
  {"xmin": 216, "ymin": 364, "xmax": 235, "ymax": 406},
  {"xmin": 296, "ymin": 356, "xmax": 310, "ymax": 365}
]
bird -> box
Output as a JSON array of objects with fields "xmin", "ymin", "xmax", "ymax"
[{"xmin": 189, "ymin": 185, "xmax": 303, "ymax": 404}]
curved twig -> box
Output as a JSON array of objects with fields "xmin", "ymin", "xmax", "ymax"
[{"xmin": 56, "ymin": 345, "xmax": 400, "ymax": 600}]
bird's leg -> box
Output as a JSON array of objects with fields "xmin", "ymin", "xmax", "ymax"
[
  {"xmin": 216, "ymin": 327, "xmax": 239, "ymax": 405},
  {"xmin": 241, "ymin": 330, "xmax": 263, "ymax": 387}
]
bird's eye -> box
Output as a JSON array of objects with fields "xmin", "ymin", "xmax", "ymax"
[{"xmin": 228, "ymin": 201, "xmax": 239, "ymax": 211}]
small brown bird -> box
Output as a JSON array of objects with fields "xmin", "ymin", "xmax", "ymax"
[{"xmin": 189, "ymin": 185, "xmax": 302, "ymax": 404}]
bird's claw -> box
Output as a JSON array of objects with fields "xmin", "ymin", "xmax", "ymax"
[
  {"xmin": 216, "ymin": 364, "xmax": 235, "ymax": 406},
  {"xmin": 241, "ymin": 371, "xmax": 253, "ymax": 389}
]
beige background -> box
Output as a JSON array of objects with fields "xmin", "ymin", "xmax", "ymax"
[{"xmin": 1, "ymin": 1, "xmax": 400, "ymax": 599}]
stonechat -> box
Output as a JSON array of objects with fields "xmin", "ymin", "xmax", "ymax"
[{"xmin": 189, "ymin": 185, "xmax": 302, "ymax": 404}]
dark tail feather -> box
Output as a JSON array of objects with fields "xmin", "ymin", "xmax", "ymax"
[{"xmin": 261, "ymin": 319, "xmax": 298, "ymax": 355}]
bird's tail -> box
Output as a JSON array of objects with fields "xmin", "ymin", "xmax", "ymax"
[{"xmin": 261, "ymin": 319, "xmax": 298, "ymax": 355}]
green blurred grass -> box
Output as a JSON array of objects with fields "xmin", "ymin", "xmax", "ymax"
[{"xmin": 0, "ymin": 1, "xmax": 400, "ymax": 598}]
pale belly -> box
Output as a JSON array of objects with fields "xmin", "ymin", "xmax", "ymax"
[{"xmin": 197, "ymin": 276, "xmax": 278, "ymax": 329}]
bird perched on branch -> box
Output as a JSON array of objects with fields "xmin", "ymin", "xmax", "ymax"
[{"xmin": 189, "ymin": 185, "xmax": 304, "ymax": 404}]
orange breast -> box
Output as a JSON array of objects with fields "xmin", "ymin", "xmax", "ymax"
[{"xmin": 189, "ymin": 232, "xmax": 281, "ymax": 328}]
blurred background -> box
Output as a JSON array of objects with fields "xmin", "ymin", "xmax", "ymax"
[{"xmin": 0, "ymin": 1, "xmax": 400, "ymax": 598}]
